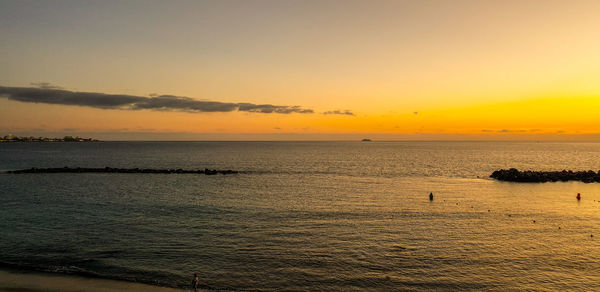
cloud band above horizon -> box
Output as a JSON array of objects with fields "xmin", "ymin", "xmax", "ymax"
[{"xmin": 0, "ymin": 85, "xmax": 353, "ymax": 115}]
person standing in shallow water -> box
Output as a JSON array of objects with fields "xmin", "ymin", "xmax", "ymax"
[{"xmin": 192, "ymin": 273, "xmax": 199, "ymax": 292}]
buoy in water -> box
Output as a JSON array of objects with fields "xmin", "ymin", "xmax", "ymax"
[
  {"xmin": 429, "ymin": 192, "xmax": 434, "ymax": 201},
  {"xmin": 577, "ymin": 193, "xmax": 581, "ymax": 200}
]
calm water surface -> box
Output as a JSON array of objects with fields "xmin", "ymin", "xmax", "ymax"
[{"xmin": 1, "ymin": 141, "xmax": 600, "ymax": 290}]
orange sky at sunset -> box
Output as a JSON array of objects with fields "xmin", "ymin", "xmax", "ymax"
[{"xmin": 2, "ymin": 0, "xmax": 600, "ymax": 140}]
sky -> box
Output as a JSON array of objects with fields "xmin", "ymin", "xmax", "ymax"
[{"xmin": 1, "ymin": 0, "xmax": 600, "ymax": 140}]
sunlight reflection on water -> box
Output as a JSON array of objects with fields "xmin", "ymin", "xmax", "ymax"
[{"xmin": 1, "ymin": 141, "xmax": 600, "ymax": 290}]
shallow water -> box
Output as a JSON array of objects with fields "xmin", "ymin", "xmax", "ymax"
[{"xmin": 1, "ymin": 141, "xmax": 600, "ymax": 290}]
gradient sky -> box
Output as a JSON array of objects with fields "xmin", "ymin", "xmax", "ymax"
[{"xmin": 1, "ymin": 0, "xmax": 600, "ymax": 140}]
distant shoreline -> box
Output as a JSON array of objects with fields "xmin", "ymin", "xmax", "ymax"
[{"xmin": 1, "ymin": 135, "xmax": 99, "ymax": 142}]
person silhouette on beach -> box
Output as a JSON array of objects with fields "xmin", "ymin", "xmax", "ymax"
[{"xmin": 192, "ymin": 273, "xmax": 199, "ymax": 292}]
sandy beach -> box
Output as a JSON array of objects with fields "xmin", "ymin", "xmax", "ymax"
[{"xmin": 0, "ymin": 269, "xmax": 190, "ymax": 292}]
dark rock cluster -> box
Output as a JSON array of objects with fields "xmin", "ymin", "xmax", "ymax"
[
  {"xmin": 491, "ymin": 168, "xmax": 600, "ymax": 183},
  {"xmin": 7, "ymin": 167, "xmax": 238, "ymax": 175}
]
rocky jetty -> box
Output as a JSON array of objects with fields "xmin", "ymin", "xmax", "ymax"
[
  {"xmin": 491, "ymin": 168, "xmax": 600, "ymax": 183},
  {"xmin": 7, "ymin": 167, "xmax": 238, "ymax": 175}
]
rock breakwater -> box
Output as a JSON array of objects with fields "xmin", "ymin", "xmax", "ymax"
[
  {"xmin": 491, "ymin": 168, "xmax": 600, "ymax": 183},
  {"xmin": 6, "ymin": 167, "xmax": 239, "ymax": 175}
]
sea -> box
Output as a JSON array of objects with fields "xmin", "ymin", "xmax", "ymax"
[{"xmin": 1, "ymin": 141, "xmax": 600, "ymax": 291}]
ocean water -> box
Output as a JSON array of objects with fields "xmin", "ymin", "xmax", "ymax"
[{"xmin": 1, "ymin": 141, "xmax": 600, "ymax": 291}]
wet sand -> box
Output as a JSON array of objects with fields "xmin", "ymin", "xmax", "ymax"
[{"xmin": 0, "ymin": 269, "xmax": 190, "ymax": 292}]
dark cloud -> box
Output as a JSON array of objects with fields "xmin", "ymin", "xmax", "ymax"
[
  {"xmin": 323, "ymin": 110, "xmax": 355, "ymax": 116},
  {"xmin": 0, "ymin": 86, "xmax": 146, "ymax": 108},
  {"xmin": 0, "ymin": 85, "xmax": 315, "ymax": 114}
]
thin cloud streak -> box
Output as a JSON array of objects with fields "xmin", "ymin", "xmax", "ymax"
[
  {"xmin": 0, "ymin": 85, "xmax": 316, "ymax": 114},
  {"xmin": 322, "ymin": 110, "xmax": 355, "ymax": 116}
]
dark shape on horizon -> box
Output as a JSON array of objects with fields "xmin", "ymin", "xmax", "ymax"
[
  {"xmin": 1, "ymin": 134, "xmax": 99, "ymax": 142},
  {"xmin": 490, "ymin": 168, "xmax": 600, "ymax": 183},
  {"xmin": 5, "ymin": 167, "xmax": 240, "ymax": 175},
  {"xmin": 361, "ymin": 138, "xmax": 372, "ymax": 142}
]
